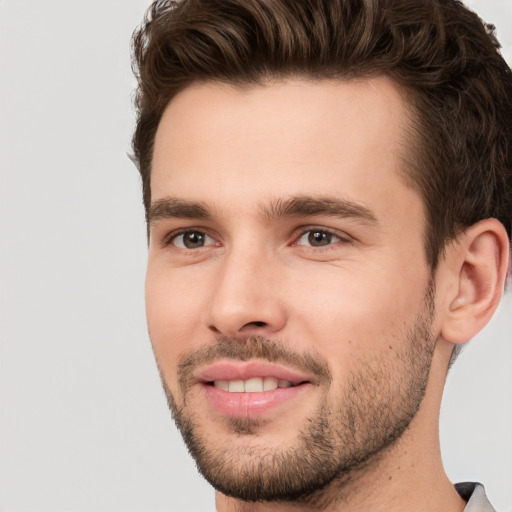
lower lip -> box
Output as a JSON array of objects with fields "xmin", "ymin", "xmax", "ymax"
[{"xmin": 201, "ymin": 383, "xmax": 312, "ymax": 418}]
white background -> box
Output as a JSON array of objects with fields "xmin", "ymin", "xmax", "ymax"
[{"xmin": 0, "ymin": 1, "xmax": 510, "ymax": 511}]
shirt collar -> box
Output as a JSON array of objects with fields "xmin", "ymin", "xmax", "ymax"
[{"xmin": 455, "ymin": 482, "xmax": 496, "ymax": 512}]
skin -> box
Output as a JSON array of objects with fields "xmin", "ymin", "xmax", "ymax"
[{"xmin": 145, "ymin": 77, "xmax": 509, "ymax": 511}]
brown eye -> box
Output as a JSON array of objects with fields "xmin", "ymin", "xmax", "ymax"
[
  {"xmin": 309, "ymin": 231, "xmax": 331, "ymax": 246},
  {"xmin": 172, "ymin": 231, "xmax": 214, "ymax": 249}
]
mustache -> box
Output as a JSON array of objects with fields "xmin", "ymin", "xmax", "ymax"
[{"xmin": 177, "ymin": 336, "xmax": 332, "ymax": 392}]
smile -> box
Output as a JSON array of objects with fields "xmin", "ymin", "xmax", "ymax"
[
  {"xmin": 210, "ymin": 377, "xmax": 296, "ymax": 392},
  {"xmin": 195, "ymin": 361, "xmax": 314, "ymax": 418}
]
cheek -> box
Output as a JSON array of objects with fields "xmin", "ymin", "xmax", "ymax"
[
  {"xmin": 287, "ymin": 261, "xmax": 429, "ymax": 373},
  {"xmin": 145, "ymin": 265, "xmax": 206, "ymax": 391}
]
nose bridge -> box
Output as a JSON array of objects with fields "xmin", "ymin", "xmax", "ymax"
[{"xmin": 205, "ymin": 235, "xmax": 286, "ymax": 337}]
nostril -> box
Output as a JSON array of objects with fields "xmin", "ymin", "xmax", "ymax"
[{"xmin": 245, "ymin": 321, "xmax": 266, "ymax": 328}]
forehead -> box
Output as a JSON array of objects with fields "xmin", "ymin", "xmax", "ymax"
[{"xmin": 151, "ymin": 77, "xmax": 419, "ymax": 223}]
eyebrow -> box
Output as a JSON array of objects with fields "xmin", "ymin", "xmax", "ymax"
[
  {"xmin": 261, "ymin": 195, "xmax": 378, "ymax": 224},
  {"xmin": 148, "ymin": 197, "xmax": 212, "ymax": 225},
  {"xmin": 148, "ymin": 194, "xmax": 377, "ymax": 225}
]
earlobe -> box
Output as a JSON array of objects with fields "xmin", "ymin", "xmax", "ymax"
[{"xmin": 441, "ymin": 219, "xmax": 510, "ymax": 345}]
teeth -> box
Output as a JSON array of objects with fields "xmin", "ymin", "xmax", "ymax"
[
  {"xmin": 215, "ymin": 380, "xmax": 229, "ymax": 391},
  {"xmin": 213, "ymin": 378, "xmax": 293, "ymax": 392},
  {"xmin": 245, "ymin": 377, "xmax": 264, "ymax": 392},
  {"xmin": 228, "ymin": 380, "xmax": 245, "ymax": 392},
  {"xmin": 263, "ymin": 377, "xmax": 278, "ymax": 391}
]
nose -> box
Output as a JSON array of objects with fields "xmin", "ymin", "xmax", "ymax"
[{"xmin": 204, "ymin": 246, "xmax": 288, "ymax": 339}]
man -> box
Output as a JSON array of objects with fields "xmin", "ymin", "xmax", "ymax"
[{"xmin": 131, "ymin": 0, "xmax": 512, "ymax": 510}]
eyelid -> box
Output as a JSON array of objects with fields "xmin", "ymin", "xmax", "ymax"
[
  {"xmin": 292, "ymin": 224, "xmax": 352, "ymax": 240},
  {"xmin": 291, "ymin": 226, "xmax": 351, "ymax": 247},
  {"xmin": 296, "ymin": 230, "xmax": 340, "ymax": 247},
  {"xmin": 161, "ymin": 227, "xmax": 219, "ymax": 249},
  {"xmin": 158, "ymin": 224, "xmax": 352, "ymax": 250}
]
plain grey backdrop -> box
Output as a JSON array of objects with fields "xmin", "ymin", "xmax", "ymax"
[{"xmin": 0, "ymin": 1, "xmax": 511, "ymax": 511}]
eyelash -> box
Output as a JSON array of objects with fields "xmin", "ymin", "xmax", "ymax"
[
  {"xmin": 162, "ymin": 229, "xmax": 216, "ymax": 249},
  {"xmin": 292, "ymin": 227, "xmax": 346, "ymax": 249},
  {"xmin": 162, "ymin": 227, "xmax": 350, "ymax": 251}
]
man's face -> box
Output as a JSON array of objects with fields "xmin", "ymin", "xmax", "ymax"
[{"xmin": 146, "ymin": 78, "xmax": 438, "ymax": 501}]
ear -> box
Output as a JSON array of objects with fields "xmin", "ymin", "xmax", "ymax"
[{"xmin": 440, "ymin": 218, "xmax": 510, "ymax": 345}]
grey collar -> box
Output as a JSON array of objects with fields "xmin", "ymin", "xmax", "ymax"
[{"xmin": 456, "ymin": 482, "xmax": 496, "ymax": 512}]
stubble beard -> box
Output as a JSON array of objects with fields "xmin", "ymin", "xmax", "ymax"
[{"xmin": 159, "ymin": 284, "xmax": 437, "ymax": 506}]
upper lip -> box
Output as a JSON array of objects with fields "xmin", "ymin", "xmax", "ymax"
[{"xmin": 195, "ymin": 361, "xmax": 313, "ymax": 385}]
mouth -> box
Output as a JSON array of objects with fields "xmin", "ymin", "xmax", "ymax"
[
  {"xmin": 207, "ymin": 376, "xmax": 304, "ymax": 392},
  {"xmin": 195, "ymin": 361, "xmax": 314, "ymax": 418}
]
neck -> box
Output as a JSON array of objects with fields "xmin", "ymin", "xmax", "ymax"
[{"xmin": 215, "ymin": 342, "xmax": 465, "ymax": 512}]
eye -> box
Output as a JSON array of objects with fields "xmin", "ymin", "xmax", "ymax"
[
  {"xmin": 296, "ymin": 230, "xmax": 342, "ymax": 247},
  {"xmin": 171, "ymin": 230, "xmax": 216, "ymax": 249}
]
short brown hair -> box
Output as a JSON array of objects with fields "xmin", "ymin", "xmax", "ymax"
[{"xmin": 131, "ymin": 0, "xmax": 512, "ymax": 269}]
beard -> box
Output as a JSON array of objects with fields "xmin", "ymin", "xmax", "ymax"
[{"xmin": 158, "ymin": 282, "xmax": 437, "ymax": 506}]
